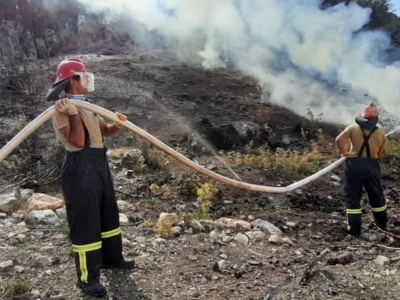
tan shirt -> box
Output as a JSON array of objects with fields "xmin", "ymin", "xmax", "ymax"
[
  {"xmin": 52, "ymin": 108, "xmax": 104, "ymax": 152},
  {"xmin": 344, "ymin": 124, "xmax": 386, "ymax": 159}
]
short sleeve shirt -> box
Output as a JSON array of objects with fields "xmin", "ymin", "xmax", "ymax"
[
  {"xmin": 344, "ymin": 124, "xmax": 386, "ymax": 159},
  {"xmin": 52, "ymin": 108, "xmax": 104, "ymax": 152}
]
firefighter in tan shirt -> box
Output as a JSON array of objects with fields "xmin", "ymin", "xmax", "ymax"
[
  {"xmin": 47, "ymin": 59, "xmax": 134, "ymax": 297},
  {"xmin": 335, "ymin": 103, "xmax": 387, "ymax": 237}
]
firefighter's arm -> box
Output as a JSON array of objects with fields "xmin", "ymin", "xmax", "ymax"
[
  {"xmin": 56, "ymin": 99, "xmax": 85, "ymax": 148},
  {"xmin": 378, "ymin": 138, "xmax": 387, "ymax": 159},
  {"xmin": 335, "ymin": 129, "xmax": 351, "ymax": 157},
  {"xmin": 99, "ymin": 112, "xmax": 127, "ymax": 137}
]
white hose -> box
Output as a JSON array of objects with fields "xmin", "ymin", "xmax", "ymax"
[{"xmin": 0, "ymin": 100, "xmax": 346, "ymax": 193}]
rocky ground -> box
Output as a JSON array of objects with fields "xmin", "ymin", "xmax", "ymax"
[{"xmin": 1, "ymin": 50, "xmax": 400, "ymax": 300}]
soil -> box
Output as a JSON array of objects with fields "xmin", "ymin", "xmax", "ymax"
[{"xmin": 1, "ymin": 50, "xmax": 400, "ymax": 300}]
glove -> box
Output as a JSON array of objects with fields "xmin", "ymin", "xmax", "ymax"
[
  {"xmin": 55, "ymin": 98, "xmax": 78, "ymax": 115},
  {"xmin": 114, "ymin": 112, "xmax": 127, "ymax": 129}
]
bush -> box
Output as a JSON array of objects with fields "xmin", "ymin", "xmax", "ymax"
[
  {"xmin": 154, "ymin": 217, "xmax": 174, "ymax": 239},
  {"xmin": 196, "ymin": 183, "xmax": 219, "ymax": 219},
  {"xmin": 234, "ymin": 146, "xmax": 324, "ymax": 179}
]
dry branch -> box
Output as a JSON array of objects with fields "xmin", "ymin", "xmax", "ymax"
[{"xmin": 300, "ymin": 248, "xmax": 331, "ymax": 285}]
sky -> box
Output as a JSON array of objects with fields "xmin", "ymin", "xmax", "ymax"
[{"xmin": 393, "ymin": 0, "xmax": 400, "ymax": 15}]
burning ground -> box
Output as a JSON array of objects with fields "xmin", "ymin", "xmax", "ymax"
[{"xmin": 1, "ymin": 52, "xmax": 400, "ymax": 299}]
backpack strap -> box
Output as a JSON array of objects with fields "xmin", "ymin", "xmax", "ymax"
[{"xmin": 358, "ymin": 126, "xmax": 378, "ymax": 158}]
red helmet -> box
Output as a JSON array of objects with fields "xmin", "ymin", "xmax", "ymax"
[
  {"xmin": 53, "ymin": 59, "xmax": 87, "ymax": 86},
  {"xmin": 362, "ymin": 103, "xmax": 379, "ymax": 119}
]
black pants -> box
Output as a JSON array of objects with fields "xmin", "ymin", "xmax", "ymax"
[
  {"xmin": 344, "ymin": 157, "xmax": 387, "ymax": 235},
  {"xmin": 62, "ymin": 147, "xmax": 123, "ymax": 284}
]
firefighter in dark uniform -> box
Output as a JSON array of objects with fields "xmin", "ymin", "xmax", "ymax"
[
  {"xmin": 48, "ymin": 59, "xmax": 134, "ymax": 297},
  {"xmin": 335, "ymin": 103, "xmax": 388, "ymax": 237}
]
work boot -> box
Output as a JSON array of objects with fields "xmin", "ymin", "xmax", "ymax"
[
  {"xmin": 77, "ymin": 281, "xmax": 107, "ymax": 297},
  {"xmin": 101, "ymin": 259, "xmax": 135, "ymax": 270},
  {"xmin": 341, "ymin": 224, "xmax": 361, "ymax": 237},
  {"xmin": 373, "ymin": 211, "xmax": 388, "ymax": 231}
]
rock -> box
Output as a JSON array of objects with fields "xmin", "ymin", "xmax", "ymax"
[
  {"xmin": 199, "ymin": 219, "xmax": 216, "ymax": 231},
  {"xmin": 0, "ymin": 260, "xmax": 13, "ymax": 269},
  {"xmin": 26, "ymin": 210, "xmax": 59, "ymax": 225},
  {"xmin": 327, "ymin": 252, "xmax": 353, "ymax": 265},
  {"xmin": 184, "ymin": 228, "xmax": 194, "ymax": 235},
  {"xmin": 375, "ymin": 255, "xmax": 390, "ymax": 266},
  {"xmin": 245, "ymin": 230, "xmax": 266, "ymax": 241},
  {"xmin": 220, "ymin": 253, "xmax": 228, "ymax": 260},
  {"xmin": 248, "ymin": 260, "xmax": 262, "ymax": 266},
  {"xmin": 119, "ymin": 213, "xmax": 129, "ymax": 224},
  {"xmin": 0, "ymin": 192, "xmax": 18, "ymax": 213},
  {"xmin": 234, "ymin": 233, "xmax": 249, "ymax": 245},
  {"xmin": 190, "ymin": 219, "xmax": 205, "ymax": 233},
  {"xmin": 20, "ymin": 189, "xmax": 34, "ymax": 201},
  {"xmin": 248, "ymin": 215, "xmax": 255, "ymax": 221},
  {"xmin": 330, "ymin": 175, "xmax": 342, "ymax": 182},
  {"xmin": 206, "ymin": 164, "xmax": 218, "ymax": 171},
  {"xmin": 121, "ymin": 149, "xmax": 142, "ymax": 168},
  {"xmin": 188, "ymin": 255, "xmax": 197, "ymax": 261},
  {"xmin": 285, "ymin": 222, "xmax": 297, "ymax": 228},
  {"xmin": 282, "ymin": 237, "xmax": 294, "ymax": 246},
  {"xmin": 34, "ymin": 255, "xmax": 52, "ymax": 268},
  {"xmin": 251, "ymin": 219, "xmax": 282, "ymax": 235},
  {"xmin": 213, "ymin": 260, "xmax": 226, "ymax": 272},
  {"xmin": 268, "ymin": 235, "xmax": 281, "ymax": 244},
  {"xmin": 27, "ymin": 193, "xmax": 63, "ymax": 213},
  {"xmin": 55, "ymin": 207, "xmax": 66, "ymax": 218},
  {"xmin": 158, "ymin": 213, "xmax": 179, "ymax": 226},
  {"xmin": 215, "ymin": 218, "xmax": 251, "ymax": 231},
  {"xmin": 40, "ymin": 246, "xmax": 56, "ymax": 253},
  {"xmin": 0, "ymin": 212, "xmax": 7, "ymax": 218},
  {"xmin": 172, "ymin": 226, "xmax": 182, "ymax": 237},
  {"xmin": 117, "ymin": 200, "xmax": 131, "ymax": 212},
  {"xmin": 14, "ymin": 266, "xmax": 24, "ymax": 273},
  {"xmin": 332, "ymin": 182, "xmax": 341, "ymax": 187}
]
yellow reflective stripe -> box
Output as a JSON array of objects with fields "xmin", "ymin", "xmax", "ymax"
[
  {"xmin": 72, "ymin": 241, "xmax": 102, "ymax": 253},
  {"xmin": 79, "ymin": 252, "xmax": 88, "ymax": 283},
  {"xmin": 101, "ymin": 227, "xmax": 122, "ymax": 239},
  {"xmin": 346, "ymin": 209, "xmax": 362, "ymax": 214},
  {"xmin": 371, "ymin": 204, "xmax": 387, "ymax": 213}
]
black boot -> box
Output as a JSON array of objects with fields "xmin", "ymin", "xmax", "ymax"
[
  {"xmin": 77, "ymin": 281, "xmax": 107, "ymax": 297},
  {"xmin": 102, "ymin": 259, "xmax": 135, "ymax": 270},
  {"xmin": 373, "ymin": 211, "xmax": 387, "ymax": 231}
]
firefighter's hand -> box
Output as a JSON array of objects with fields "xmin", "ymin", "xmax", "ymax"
[
  {"xmin": 114, "ymin": 112, "xmax": 127, "ymax": 129},
  {"xmin": 341, "ymin": 151, "xmax": 350, "ymax": 157},
  {"xmin": 55, "ymin": 98, "xmax": 78, "ymax": 115}
]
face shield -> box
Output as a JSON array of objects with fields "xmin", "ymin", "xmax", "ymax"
[{"xmin": 74, "ymin": 72, "xmax": 95, "ymax": 92}]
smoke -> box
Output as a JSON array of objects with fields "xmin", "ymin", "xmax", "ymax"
[{"xmin": 75, "ymin": 0, "xmax": 400, "ymax": 125}]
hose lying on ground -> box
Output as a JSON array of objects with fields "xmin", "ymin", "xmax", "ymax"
[{"xmin": 0, "ymin": 100, "xmax": 346, "ymax": 193}]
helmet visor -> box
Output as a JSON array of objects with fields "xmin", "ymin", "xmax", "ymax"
[{"xmin": 74, "ymin": 72, "xmax": 95, "ymax": 92}]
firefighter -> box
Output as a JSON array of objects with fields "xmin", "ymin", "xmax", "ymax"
[
  {"xmin": 47, "ymin": 59, "xmax": 134, "ymax": 297},
  {"xmin": 335, "ymin": 103, "xmax": 388, "ymax": 237}
]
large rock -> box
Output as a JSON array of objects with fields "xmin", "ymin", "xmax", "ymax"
[
  {"xmin": 215, "ymin": 218, "xmax": 252, "ymax": 231},
  {"xmin": 27, "ymin": 193, "xmax": 63, "ymax": 213},
  {"xmin": 0, "ymin": 192, "xmax": 18, "ymax": 212},
  {"xmin": 251, "ymin": 219, "xmax": 282, "ymax": 236},
  {"xmin": 26, "ymin": 210, "xmax": 59, "ymax": 225}
]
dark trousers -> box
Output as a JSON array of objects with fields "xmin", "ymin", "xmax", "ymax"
[
  {"xmin": 62, "ymin": 147, "xmax": 123, "ymax": 284},
  {"xmin": 344, "ymin": 158, "xmax": 387, "ymax": 235}
]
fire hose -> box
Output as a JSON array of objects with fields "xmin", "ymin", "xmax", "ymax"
[{"xmin": 0, "ymin": 100, "xmax": 348, "ymax": 193}]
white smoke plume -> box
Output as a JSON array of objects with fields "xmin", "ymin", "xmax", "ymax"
[{"xmin": 75, "ymin": 0, "xmax": 400, "ymax": 125}]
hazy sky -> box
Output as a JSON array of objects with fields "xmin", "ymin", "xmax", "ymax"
[{"xmin": 393, "ymin": 0, "xmax": 400, "ymax": 15}]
